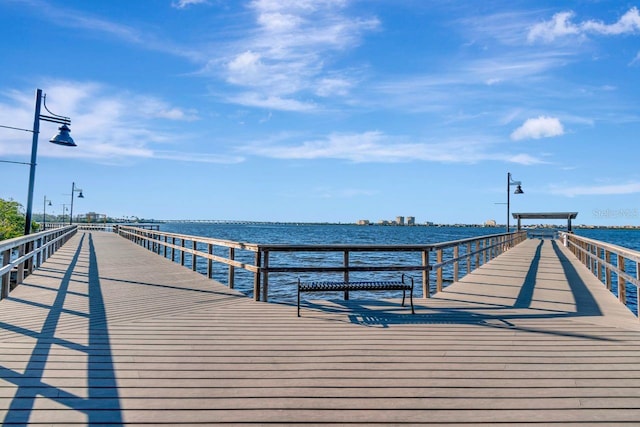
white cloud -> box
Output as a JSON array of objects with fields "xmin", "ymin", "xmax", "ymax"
[
  {"xmin": 550, "ymin": 182, "xmax": 640, "ymax": 197},
  {"xmin": 215, "ymin": 0, "xmax": 379, "ymax": 110},
  {"xmin": 228, "ymin": 92, "xmax": 316, "ymax": 112},
  {"xmin": 172, "ymin": 0, "xmax": 209, "ymax": 9},
  {"xmin": 315, "ymin": 77, "xmax": 353, "ymax": 97},
  {"xmin": 528, "ymin": 11, "xmax": 580, "ymax": 43},
  {"xmin": 581, "ymin": 7, "xmax": 640, "ymax": 35},
  {"xmin": 0, "ymin": 82, "xmax": 240, "ymax": 165},
  {"xmin": 239, "ymin": 131, "xmax": 547, "ymax": 164},
  {"xmin": 19, "ymin": 1, "xmax": 203, "ymax": 61},
  {"xmin": 506, "ymin": 153, "xmax": 547, "ymax": 165},
  {"xmin": 528, "ymin": 7, "xmax": 640, "ymax": 43},
  {"xmin": 510, "ymin": 116, "xmax": 564, "ymax": 141}
]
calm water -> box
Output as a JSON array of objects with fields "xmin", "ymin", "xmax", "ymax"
[{"xmin": 159, "ymin": 223, "xmax": 639, "ymax": 314}]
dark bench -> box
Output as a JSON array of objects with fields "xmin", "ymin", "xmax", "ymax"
[{"xmin": 297, "ymin": 274, "xmax": 414, "ymax": 316}]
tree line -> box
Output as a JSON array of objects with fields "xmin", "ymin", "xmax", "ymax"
[{"xmin": 0, "ymin": 198, "xmax": 39, "ymax": 240}]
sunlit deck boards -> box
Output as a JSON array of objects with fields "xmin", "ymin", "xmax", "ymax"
[{"xmin": 1, "ymin": 232, "xmax": 639, "ymax": 425}]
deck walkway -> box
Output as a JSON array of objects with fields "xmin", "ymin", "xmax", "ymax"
[{"xmin": 1, "ymin": 232, "xmax": 639, "ymax": 425}]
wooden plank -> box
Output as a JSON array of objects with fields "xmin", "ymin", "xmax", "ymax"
[{"xmin": 0, "ymin": 232, "xmax": 639, "ymax": 425}]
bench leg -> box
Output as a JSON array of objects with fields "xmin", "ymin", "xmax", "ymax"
[
  {"xmin": 410, "ymin": 286, "xmax": 415, "ymax": 314},
  {"xmin": 297, "ymin": 279, "xmax": 301, "ymax": 317},
  {"xmin": 402, "ymin": 289, "xmax": 406, "ymax": 307}
]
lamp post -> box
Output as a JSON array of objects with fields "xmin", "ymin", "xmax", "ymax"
[
  {"xmin": 43, "ymin": 196, "xmax": 52, "ymax": 230},
  {"xmin": 507, "ymin": 172, "xmax": 524, "ymax": 233},
  {"xmin": 61, "ymin": 204, "xmax": 69, "ymax": 224},
  {"xmin": 69, "ymin": 182, "xmax": 84, "ymax": 225},
  {"xmin": 0, "ymin": 89, "xmax": 76, "ymax": 235}
]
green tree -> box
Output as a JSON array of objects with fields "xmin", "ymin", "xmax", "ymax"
[{"xmin": 0, "ymin": 198, "xmax": 27, "ymax": 240}]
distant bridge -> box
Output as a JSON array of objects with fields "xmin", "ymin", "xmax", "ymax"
[{"xmin": 158, "ymin": 219, "xmax": 342, "ymax": 225}]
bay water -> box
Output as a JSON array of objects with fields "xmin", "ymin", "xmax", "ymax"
[{"xmin": 159, "ymin": 223, "xmax": 639, "ymax": 315}]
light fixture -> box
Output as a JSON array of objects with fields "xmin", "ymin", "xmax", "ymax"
[
  {"xmin": 43, "ymin": 196, "xmax": 53, "ymax": 231},
  {"xmin": 50, "ymin": 124, "xmax": 76, "ymax": 147},
  {"xmin": 69, "ymin": 182, "xmax": 84, "ymax": 225},
  {"xmin": 507, "ymin": 173, "xmax": 524, "ymax": 233},
  {"xmin": 0, "ymin": 89, "xmax": 76, "ymax": 234}
]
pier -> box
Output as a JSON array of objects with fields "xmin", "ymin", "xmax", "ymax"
[{"xmin": 1, "ymin": 229, "xmax": 639, "ymax": 425}]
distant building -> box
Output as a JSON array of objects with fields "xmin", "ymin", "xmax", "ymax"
[
  {"xmin": 484, "ymin": 219, "xmax": 497, "ymax": 227},
  {"xmin": 396, "ymin": 216, "xmax": 405, "ymax": 226},
  {"xmin": 378, "ymin": 220, "xmax": 392, "ymax": 225},
  {"xmin": 406, "ymin": 216, "xmax": 415, "ymax": 226},
  {"xmin": 357, "ymin": 219, "xmax": 370, "ymax": 225},
  {"xmin": 85, "ymin": 212, "xmax": 103, "ymax": 223}
]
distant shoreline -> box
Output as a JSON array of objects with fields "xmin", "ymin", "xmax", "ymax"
[{"xmin": 120, "ymin": 220, "xmax": 640, "ymax": 230}]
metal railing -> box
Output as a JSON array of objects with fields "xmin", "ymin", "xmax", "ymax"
[
  {"xmin": 1, "ymin": 225, "xmax": 77, "ymax": 299},
  {"xmin": 43, "ymin": 222, "xmax": 159, "ymax": 232},
  {"xmin": 561, "ymin": 231, "xmax": 639, "ymax": 319},
  {"xmin": 115, "ymin": 225, "xmax": 527, "ymax": 301}
]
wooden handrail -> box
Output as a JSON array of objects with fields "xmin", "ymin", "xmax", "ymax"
[
  {"xmin": 0, "ymin": 225, "xmax": 77, "ymax": 299},
  {"xmin": 560, "ymin": 231, "xmax": 639, "ymax": 319},
  {"xmin": 115, "ymin": 226, "xmax": 527, "ymax": 303}
]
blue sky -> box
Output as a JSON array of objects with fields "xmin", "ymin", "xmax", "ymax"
[{"xmin": 0, "ymin": 0, "xmax": 639, "ymax": 225}]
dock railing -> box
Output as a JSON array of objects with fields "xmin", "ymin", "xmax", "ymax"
[
  {"xmin": 115, "ymin": 225, "xmax": 526, "ymax": 301},
  {"xmin": 560, "ymin": 231, "xmax": 639, "ymax": 319},
  {"xmin": 0, "ymin": 225, "xmax": 77, "ymax": 300}
]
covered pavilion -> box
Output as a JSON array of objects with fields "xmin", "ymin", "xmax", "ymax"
[{"xmin": 512, "ymin": 212, "xmax": 579, "ymax": 232}]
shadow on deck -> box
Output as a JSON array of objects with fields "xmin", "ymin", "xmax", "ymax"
[{"xmin": 1, "ymin": 234, "xmax": 123, "ymax": 425}]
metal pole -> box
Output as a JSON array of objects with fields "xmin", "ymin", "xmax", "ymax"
[
  {"xmin": 43, "ymin": 195, "xmax": 47, "ymax": 230},
  {"xmin": 506, "ymin": 172, "xmax": 510, "ymax": 233},
  {"xmin": 70, "ymin": 182, "xmax": 75, "ymax": 225},
  {"xmin": 24, "ymin": 89, "xmax": 42, "ymax": 235}
]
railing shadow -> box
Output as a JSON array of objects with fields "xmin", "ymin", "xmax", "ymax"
[
  {"xmin": 551, "ymin": 239, "xmax": 602, "ymax": 316},
  {"xmin": 1, "ymin": 233, "xmax": 123, "ymax": 425},
  {"xmin": 299, "ymin": 239, "xmax": 610, "ymax": 341}
]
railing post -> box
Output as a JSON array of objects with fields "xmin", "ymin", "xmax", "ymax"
[
  {"xmin": 26, "ymin": 240, "xmax": 34, "ymax": 276},
  {"xmin": 254, "ymin": 250, "xmax": 261, "ymax": 301},
  {"xmin": 466, "ymin": 242, "xmax": 471, "ymax": 275},
  {"xmin": 16, "ymin": 242, "xmax": 26, "ymax": 286},
  {"xmin": 436, "ymin": 248, "xmax": 443, "ymax": 293},
  {"xmin": 596, "ymin": 246, "xmax": 603, "ymax": 281},
  {"xmin": 475, "ymin": 241, "xmax": 480, "ymax": 269},
  {"xmin": 344, "ymin": 250, "xmax": 350, "ymax": 300},
  {"xmin": 637, "ymin": 261, "xmax": 640, "ymax": 319},
  {"xmin": 453, "ymin": 245, "xmax": 459, "ymax": 282},
  {"xmin": 35, "ymin": 236, "xmax": 42, "ymax": 268},
  {"xmin": 207, "ymin": 243, "xmax": 213, "ymax": 279},
  {"xmin": 422, "ymin": 249, "xmax": 430, "ymax": 298},
  {"xmin": 180, "ymin": 239, "xmax": 186, "ymax": 266},
  {"xmin": 229, "ymin": 247, "xmax": 235, "ymax": 290},
  {"xmin": 192, "ymin": 240, "xmax": 197, "ymax": 272},
  {"xmin": 604, "ymin": 249, "xmax": 611, "ymax": 290},
  {"xmin": 1, "ymin": 249, "xmax": 10, "ymax": 299},
  {"xmin": 261, "ymin": 249, "xmax": 268, "ymax": 302},
  {"xmin": 617, "ymin": 254, "xmax": 626, "ymax": 304},
  {"xmin": 163, "ymin": 235, "xmax": 168, "ymax": 258},
  {"xmin": 482, "ymin": 239, "xmax": 487, "ymax": 265}
]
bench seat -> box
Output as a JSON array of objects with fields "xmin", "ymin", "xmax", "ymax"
[{"xmin": 297, "ymin": 275, "xmax": 414, "ymax": 316}]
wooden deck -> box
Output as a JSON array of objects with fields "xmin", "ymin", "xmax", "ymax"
[{"xmin": 1, "ymin": 232, "xmax": 639, "ymax": 425}]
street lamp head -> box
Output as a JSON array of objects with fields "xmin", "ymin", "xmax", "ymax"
[
  {"xmin": 77, "ymin": 191, "xmax": 84, "ymax": 198},
  {"xmin": 514, "ymin": 185, "xmax": 524, "ymax": 194},
  {"xmin": 49, "ymin": 124, "xmax": 76, "ymax": 147},
  {"xmin": 48, "ymin": 200, "xmax": 52, "ymax": 206}
]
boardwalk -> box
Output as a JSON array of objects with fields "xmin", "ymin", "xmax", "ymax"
[{"xmin": 1, "ymin": 232, "xmax": 639, "ymax": 425}]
